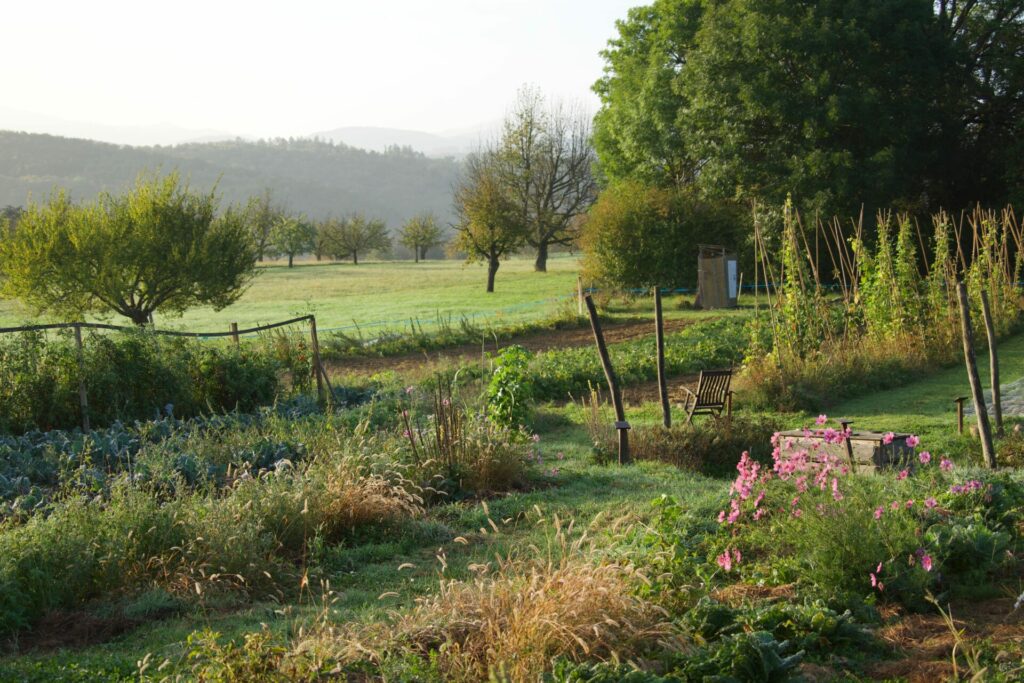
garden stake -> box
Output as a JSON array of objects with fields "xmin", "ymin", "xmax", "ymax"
[
  {"xmin": 956, "ymin": 282, "xmax": 996, "ymax": 468},
  {"xmin": 654, "ymin": 287, "xmax": 671, "ymax": 428},
  {"xmin": 584, "ymin": 294, "xmax": 630, "ymax": 464},
  {"xmin": 954, "ymin": 397, "xmax": 968, "ymax": 434},
  {"xmin": 979, "ymin": 290, "xmax": 1003, "ymax": 435},
  {"xmin": 74, "ymin": 323, "xmax": 90, "ymax": 432},
  {"xmin": 309, "ymin": 315, "xmax": 326, "ymax": 406},
  {"xmin": 230, "ymin": 322, "xmax": 240, "ymax": 347}
]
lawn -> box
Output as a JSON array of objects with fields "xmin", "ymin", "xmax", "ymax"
[{"xmin": 0, "ymin": 255, "xmax": 584, "ymax": 332}]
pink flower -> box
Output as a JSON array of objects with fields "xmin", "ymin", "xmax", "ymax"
[
  {"xmin": 402, "ymin": 430, "xmax": 411, "ymax": 438},
  {"xmin": 907, "ymin": 435, "xmax": 920, "ymax": 448},
  {"xmin": 874, "ymin": 506, "xmax": 884, "ymax": 520},
  {"xmin": 921, "ymin": 554, "xmax": 933, "ymax": 572},
  {"xmin": 716, "ymin": 550, "xmax": 733, "ymax": 572},
  {"xmin": 531, "ymin": 434, "xmax": 541, "ymax": 443},
  {"xmin": 882, "ymin": 432, "xmax": 895, "ymax": 445},
  {"xmin": 890, "ymin": 500, "xmax": 900, "ymax": 511},
  {"xmin": 816, "ymin": 414, "xmax": 828, "ymax": 425},
  {"xmin": 906, "ymin": 499, "xmax": 915, "ymax": 508},
  {"xmin": 831, "ymin": 477, "xmax": 843, "ymax": 501},
  {"xmin": 896, "ymin": 469, "xmax": 909, "ymax": 481},
  {"xmin": 792, "ymin": 508, "xmax": 803, "ymax": 518},
  {"xmin": 717, "ymin": 510, "xmax": 727, "ymax": 523},
  {"xmin": 919, "ymin": 451, "xmax": 932, "ymax": 464},
  {"xmin": 940, "ymin": 457, "xmax": 954, "ymax": 472},
  {"xmin": 925, "ymin": 497, "xmax": 938, "ymax": 509}
]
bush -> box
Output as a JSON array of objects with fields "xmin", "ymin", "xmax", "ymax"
[
  {"xmin": 580, "ymin": 180, "xmax": 749, "ymax": 289},
  {"xmin": 0, "ymin": 330, "xmax": 284, "ymax": 434},
  {"xmin": 487, "ymin": 345, "xmax": 535, "ymax": 430}
]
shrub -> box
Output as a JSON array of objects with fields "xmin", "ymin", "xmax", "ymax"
[
  {"xmin": 0, "ymin": 330, "xmax": 284, "ymax": 434},
  {"xmin": 486, "ymin": 345, "xmax": 535, "ymax": 430}
]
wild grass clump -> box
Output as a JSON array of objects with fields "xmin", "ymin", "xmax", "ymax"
[
  {"xmin": 400, "ymin": 377, "xmax": 532, "ymax": 499},
  {"xmin": 0, "ymin": 441, "xmax": 423, "ymax": 636},
  {"xmin": 292, "ymin": 519, "xmax": 683, "ymax": 681}
]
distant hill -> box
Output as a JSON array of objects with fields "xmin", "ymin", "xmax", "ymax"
[
  {"xmin": 313, "ymin": 125, "xmax": 495, "ymax": 157},
  {"xmin": 0, "ymin": 131, "xmax": 462, "ymax": 226}
]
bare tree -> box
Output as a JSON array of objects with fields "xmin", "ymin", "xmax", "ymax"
[{"xmin": 497, "ymin": 86, "xmax": 597, "ymax": 272}]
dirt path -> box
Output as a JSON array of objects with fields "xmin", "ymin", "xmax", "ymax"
[{"xmin": 326, "ymin": 318, "xmax": 695, "ymax": 378}]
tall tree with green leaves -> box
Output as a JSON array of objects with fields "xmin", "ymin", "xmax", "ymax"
[
  {"xmin": 593, "ymin": 0, "xmax": 1024, "ymax": 213},
  {"xmin": 270, "ymin": 215, "xmax": 316, "ymax": 268},
  {"xmin": 336, "ymin": 214, "xmax": 390, "ymax": 265},
  {"xmin": 399, "ymin": 213, "xmax": 444, "ymax": 262},
  {"xmin": 452, "ymin": 152, "xmax": 527, "ymax": 292},
  {"xmin": 0, "ymin": 173, "xmax": 258, "ymax": 325}
]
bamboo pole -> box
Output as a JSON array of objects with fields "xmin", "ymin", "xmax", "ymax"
[
  {"xmin": 73, "ymin": 324, "xmax": 90, "ymax": 432},
  {"xmin": 979, "ymin": 290, "xmax": 1003, "ymax": 435},
  {"xmin": 309, "ymin": 316, "xmax": 325, "ymax": 405},
  {"xmin": 654, "ymin": 288, "xmax": 670, "ymax": 428},
  {"xmin": 584, "ymin": 295, "xmax": 630, "ymax": 464},
  {"xmin": 956, "ymin": 282, "xmax": 996, "ymax": 467}
]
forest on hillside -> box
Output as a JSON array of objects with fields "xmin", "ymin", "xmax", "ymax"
[{"xmin": 0, "ymin": 132, "xmax": 461, "ymax": 225}]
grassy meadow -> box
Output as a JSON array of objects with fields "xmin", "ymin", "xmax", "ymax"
[{"xmin": 0, "ymin": 255, "xmax": 584, "ymax": 332}]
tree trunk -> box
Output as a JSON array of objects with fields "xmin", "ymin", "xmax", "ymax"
[
  {"xmin": 414, "ymin": 248, "xmax": 419, "ymax": 264},
  {"xmin": 352, "ymin": 251, "xmax": 358, "ymax": 265},
  {"xmin": 420, "ymin": 245, "xmax": 428, "ymax": 261},
  {"xmin": 288, "ymin": 254, "xmax": 294, "ymax": 268},
  {"xmin": 128, "ymin": 309, "xmax": 150, "ymax": 326},
  {"xmin": 487, "ymin": 254, "xmax": 499, "ymax": 293},
  {"xmin": 534, "ymin": 241, "xmax": 549, "ymax": 272}
]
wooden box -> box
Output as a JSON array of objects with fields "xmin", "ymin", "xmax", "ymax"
[{"xmin": 777, "ymin": 429, "xmax": 915, "ymax": 475}]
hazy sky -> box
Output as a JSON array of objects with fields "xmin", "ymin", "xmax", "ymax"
[{"xmin": 0, "ymin": 0, "xmax": 638, "ymax": 139}]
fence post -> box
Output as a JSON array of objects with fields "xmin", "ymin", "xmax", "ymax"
[
  {"xmin": 230, "ymin": 322, "xmax": 240, "ymax": 347},
  {"xmin": 957, "ymin": 282, "xmax": 996, "ymax": 467},
  {"xmin": 584, "ymin": 295, "xmax": 630, "ymax": 465},
  {"xmin": 654, "ymin": 287, "xmax": 671, "ymax": 428},
  {"xmin": 979, "ymin": 290, "xmax": 1003, "ymax": 435},
  {"xmin": 309, "ymin": 315, "xmax": 326, "ymax": 405},
  {"xmin": 73, "ymin": 323, "xmax": 90, "ymax": 432},
  {"xmin": 577, "ymin": 276, "xmax": 584, "ymax": 316}
]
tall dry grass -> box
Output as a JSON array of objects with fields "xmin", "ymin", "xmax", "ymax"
[{"xmin": 295, "ymin": 518, "xmax": 685, "ymax": 681}]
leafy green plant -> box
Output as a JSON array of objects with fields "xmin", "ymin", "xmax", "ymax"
[{"xmin": 487, "ymin": 345, "xmax": 535, "ymax": 430}]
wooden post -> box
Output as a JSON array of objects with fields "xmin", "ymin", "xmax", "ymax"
[
  {"xmin": 577, "ymin": 276, "xmax": 584, "ymax": 316},
  {"xmin": 654, "ymin": 287, "xmax": 671, "ymax": 428},
  {"xmin": 954, "ymin": 397, "xmax": 967, "ymax": 435},
  {"xmin": 736, "ymin": 272, "xmax": 743, "ymax": 306},
  {"xmin": 956, "ymin": 282, "xmax": 996, "ymax": 468},
  {"xmin": 229, "ymin": 322, "xmax": 240, "ymax": 347},
  {"xmin": 73, "ymin": 324, "xmax": 90, "ymax": 432},
  {"xmin": 839, "ymin": 419, "xmax": 856, "ymax": 468},
  {"xmin": 584, "ymin": 295, "xmax": 630, "ymax": 464},
  {"xmin": 309, "ymin": 315, "xmax": 326, "ymax": 405},
  {"xmin": 979, "ymin": 290, "xmax": 1003, "ymax": 435}
]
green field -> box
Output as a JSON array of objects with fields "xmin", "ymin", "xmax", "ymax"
[{"xmin": 0, "ymin": 255, "xmax": 583, "ymax": 333}]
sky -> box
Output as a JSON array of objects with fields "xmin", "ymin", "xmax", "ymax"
[{"xmin": 0, "ymin": 0, "xmax": 638, "ymax": 142}]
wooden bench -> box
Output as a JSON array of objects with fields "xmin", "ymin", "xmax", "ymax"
[{"xmin": 681, "ymin": 368, "xmax": 733, "ymax": 423}]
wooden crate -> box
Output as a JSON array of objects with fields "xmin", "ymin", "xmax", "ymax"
[{"xmin": 777, "ymin": 429, "xmax": 915, "ymax": 474}]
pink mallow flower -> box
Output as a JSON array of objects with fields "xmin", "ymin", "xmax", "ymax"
[
  {"xmin": 921, "ymin": 554, "xmax": 933, "ymax": 572},
  {"xmin": 716, "ymin": 548, "xmax": 741, "ymax": 572},
  {"xmin": 896, "ymin": 469, "xmax": 909, "ymax": 481},
  {"xmin": 882, "ymin": 432, "xmax": 896, "ymax": 445},
  {"xmin": 925, "ymin": 497, "xmax": 938, "ymax": 509},
  {"xmin": 874, "ymin": 506, "xmax": 884, "ymax": 520},
  {"xmin": 816, "ymin": 414, "xmax": 828, "ymax": 426},
  {"xmin": 907, "ymin": 435, "xmax": 920, "ymax": 448},
  {"xmin": 919, "ymin": 451, "xmax": 932, "ymax": 464},
  {"xmin": 940, "ymin": 457, "xmax": 954, "ymax": 472}
]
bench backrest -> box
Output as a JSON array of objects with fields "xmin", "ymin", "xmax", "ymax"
[{"xmin": 695, "ymin": 369, "xmax": 732, "ymax": 406}]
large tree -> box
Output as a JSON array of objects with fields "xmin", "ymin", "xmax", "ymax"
[
  {"xmin": 0, "ymin": 173, "xmax": 258, "ymax": 325},
  {"xmin": 243, "ymin": 188, "xmax": 285, "ymax": 261},
  {"xmin": 452, "ymin": 152, "xmax": 528, "ymax": 292},
  {"xmin": 495, "ymin": 87, "xmax": 597, "ymax": 272},
  {"xmin": 399, "ymin": 213, "xmax": 444, "ymax": 262},
  {"xmin": 336, "ymin": 214, "xmax": 390, "ymax": 265},
  {"xmin": 593, "ymin": 0, "xmax": 1024, "ymax": 214},
  {"xmin": 270, "ymin": 215, "xmax": 315, "ymax": 267}
]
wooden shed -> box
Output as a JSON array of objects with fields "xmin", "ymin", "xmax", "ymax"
[{"xmin": 695, "ymin": 245, "xmax": 738, "ymax": 309}]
